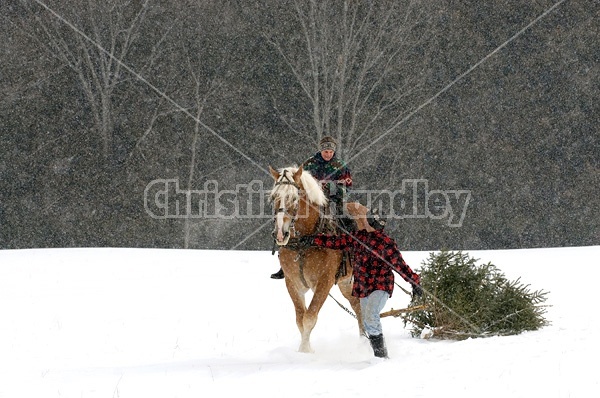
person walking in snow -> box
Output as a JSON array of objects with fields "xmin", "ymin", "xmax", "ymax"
[{"xmin": 300, "ymin": 209, "xmax": 422, "ymax": 358}]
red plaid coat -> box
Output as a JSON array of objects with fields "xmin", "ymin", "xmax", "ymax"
[{"xmin": 312, "ymin": 229, "xmax": 420, "ymax": 298}]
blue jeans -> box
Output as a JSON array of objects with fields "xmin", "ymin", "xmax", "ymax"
[{"xmin": 360, "ymin": 290, "xmax": 390, "ymax": 337}]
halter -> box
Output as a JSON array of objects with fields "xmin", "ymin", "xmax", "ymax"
[
  {"xmin": 274, "ymin": 171, "xmax": 301, "ymax": 190},
  {"xmin": 271, "ymin": 170, "xmax": 304, "ymax": 241},
  {"xmin": 272, "ymin": 170, "xmax": 301, "ymax": 215}
]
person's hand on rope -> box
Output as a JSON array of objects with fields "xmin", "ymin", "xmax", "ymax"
[{"xmin": 412, "ymin": 283, "xmax": 423, "ymax": 298}]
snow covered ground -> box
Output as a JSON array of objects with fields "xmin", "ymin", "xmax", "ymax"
[{"xmin": 1, "ymin": 246, "xmax": 598, "ymax": 398}]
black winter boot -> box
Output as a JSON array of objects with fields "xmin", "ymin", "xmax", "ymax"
[
  {"xmin": 270, "ymin": 268, "xmax": 285, "ymax": 279},
  {"xmin": 369, "ymin": 334, "xmax": 389, "ymax": 358}
]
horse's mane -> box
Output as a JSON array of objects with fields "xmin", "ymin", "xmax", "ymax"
[{"xmin": 270, "ymin": 166, "xmax": 328, "ymax": 207}]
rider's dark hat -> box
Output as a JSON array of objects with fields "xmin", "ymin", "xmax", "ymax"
[{"xmin": 319, "ymin": 136, "xmax": 337, "ymax": 151}]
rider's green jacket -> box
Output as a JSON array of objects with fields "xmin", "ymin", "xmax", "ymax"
[{"xmin": 302, "ymin": 152, "xmax": 352, "ymax": 199}]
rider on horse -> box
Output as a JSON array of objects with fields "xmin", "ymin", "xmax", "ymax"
[
  {"xmin": 271, "ymin": 135, "xmax": 354, "ymax": 279},
  {"xmin": 303, "ymin": 135, "xmax": 352, "ymax": 217}
]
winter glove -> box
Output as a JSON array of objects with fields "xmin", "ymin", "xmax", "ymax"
[
  {"xmin": 412, "ymin": 284, "xmax": 423, "ymax": 298},
  {"xmin": 299, "ymin": 235, "xmax": 315, "ymax": 246}
]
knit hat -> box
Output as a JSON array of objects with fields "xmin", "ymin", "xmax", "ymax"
[
  {"xmin": 319, "ymin": 136, "xmax": 337, "ymax": 151},
  {"xmin": 367, "ymin": 208, "xmax": 387, "ymax": 230}
]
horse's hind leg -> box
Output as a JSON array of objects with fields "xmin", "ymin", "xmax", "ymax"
[
  {"xmin": 350, "ymin": 296, "xmax": 364, "ymax": 337},
  {"xmin": 338, "ymin": 278, "xmax": 364, "ymax": 337}
]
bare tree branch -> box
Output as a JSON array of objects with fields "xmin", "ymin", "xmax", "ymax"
[{"xmin": 266, "ymin": 0, "xmax": 432, "ymax": 162}]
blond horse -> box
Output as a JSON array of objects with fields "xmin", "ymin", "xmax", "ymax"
[{"xmin": 269, "ymin": 165, "xmax": 365, "ymax": 353}]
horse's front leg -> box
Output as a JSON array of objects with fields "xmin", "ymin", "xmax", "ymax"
[
  {"xmin": 299, "ymin": 286, "xmax": 332, "ymax": 353},
  {"xmin": 295, "ymin": 297, "xmax": 314, "ymax": 353},
  {"xmin": 298, "ymin": 327, "xmax": 313, "ymax": 353},
  {"xmin": 284, "ymin": 279, "xmax": 311, "ymax": 352}
]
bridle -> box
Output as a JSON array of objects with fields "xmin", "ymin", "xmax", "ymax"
[
  {"xmin": 271, "ymin": 171, "xmax": 312, "ymax": 288},
  {"xmin": 271, "ymin": 170, "xmax": 302, "ymax": 240}
]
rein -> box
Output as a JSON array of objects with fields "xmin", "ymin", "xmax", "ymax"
[
  {"xmin": 272, "ymin": 237, "xmax": 313, "ymax": 289},
  {"xmin": 271, "ymin": 175, "xmax": 310, "ymax": 287}
]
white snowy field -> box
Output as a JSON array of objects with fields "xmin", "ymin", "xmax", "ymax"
[{"xmin": 0, "ymin": 246, "xmax": 598, "ymax": 398}]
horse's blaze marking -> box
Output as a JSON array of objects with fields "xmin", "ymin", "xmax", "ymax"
[{"xmin": 276, "ymin": 210, "xmax": 285, "ymax": 241}]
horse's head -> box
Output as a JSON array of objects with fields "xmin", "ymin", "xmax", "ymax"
[
  {"xmin": 268, "ymin": 165, "xmax": 327, "ymax": 246},
  {"xmin": 269, "ymin": 166, "xmax": 303, "ymax": 246}
]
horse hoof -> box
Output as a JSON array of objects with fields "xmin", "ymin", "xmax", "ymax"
[{"xmin": 298, "ymin": 343, "xmax": 314, "ymax": 353}]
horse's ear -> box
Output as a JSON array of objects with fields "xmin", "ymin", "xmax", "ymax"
[
  {"xmin": 269, "ymin": 165, "xmax": 280, "ymax": 180},
  {"xmin": 293, "ymin": 165, "xmax": 303, "ymax": 184}
]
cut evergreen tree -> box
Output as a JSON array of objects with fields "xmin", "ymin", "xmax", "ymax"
[{"xmin": 403, "ymin": 251, "xmax": 550, "ymax": 340}]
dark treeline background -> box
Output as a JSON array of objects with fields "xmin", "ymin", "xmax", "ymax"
[{"xmin": 1, "ymin": 0, "xmax": 598, "ymax": 251}]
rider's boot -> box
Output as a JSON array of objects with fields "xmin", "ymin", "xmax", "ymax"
[{"xmin": 271, "ymin": 268, "xmax": 285, "ymax": 279}]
